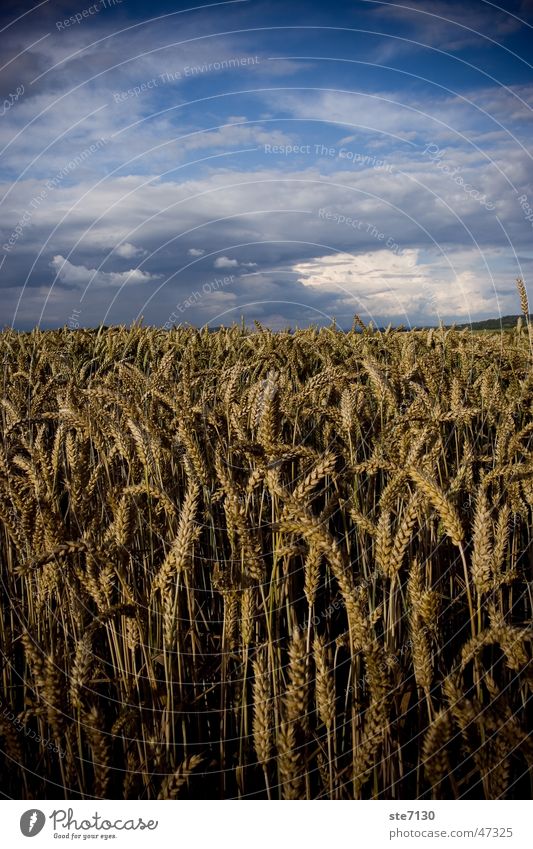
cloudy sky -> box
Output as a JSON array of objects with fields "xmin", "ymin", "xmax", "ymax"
[{"xmin": 1, "ymin": 0, "xmax": 532, "ymax": 329}]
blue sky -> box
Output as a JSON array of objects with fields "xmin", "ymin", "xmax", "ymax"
[{"xmin": 1, "ymin": 0, "xmax": 532, "ymax": 329}]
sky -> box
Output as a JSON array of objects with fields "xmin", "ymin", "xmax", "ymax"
[{"xmin": 0, "ymin": 0, "xmax": 532, "ymax": 330}]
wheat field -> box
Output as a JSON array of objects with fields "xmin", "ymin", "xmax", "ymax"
[{"xmin": 0, "ymin": 307, "xmax": 532, "ymax": 800}]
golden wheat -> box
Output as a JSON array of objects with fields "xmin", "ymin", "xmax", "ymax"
[{"xmin": 0, "ymin": 319, "xmax": 531, "ymax": 800}]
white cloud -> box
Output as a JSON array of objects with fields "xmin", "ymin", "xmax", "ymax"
[
  {"xmin": 50, "ymin": 255, "xmax": 160, "ymax": 289},
  {"xmin": 180, "ymin": 124, "xmax": 294, "ymax": 153},
  {"xmin": 114, "ymin": 242, "xmax": 147, "ymax": 258},
  {"xmin": 271, "ymin": 84, "xmax": 533, "ymax": 153},
  {"xmin": 214, "ymin": 256, "xmax": 239, "ymax": 268},
  {"xmin": 188, "ymin": 248, "xmax": 205, "ymax": 257},
  {"xmin": 293, "ymin": 249, "xmax": 508, "ymax": 322}
]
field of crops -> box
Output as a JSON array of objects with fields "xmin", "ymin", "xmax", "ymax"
[{"xmin": 0, "ymin": 316, "xmax": 532, "ymax": 800}]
